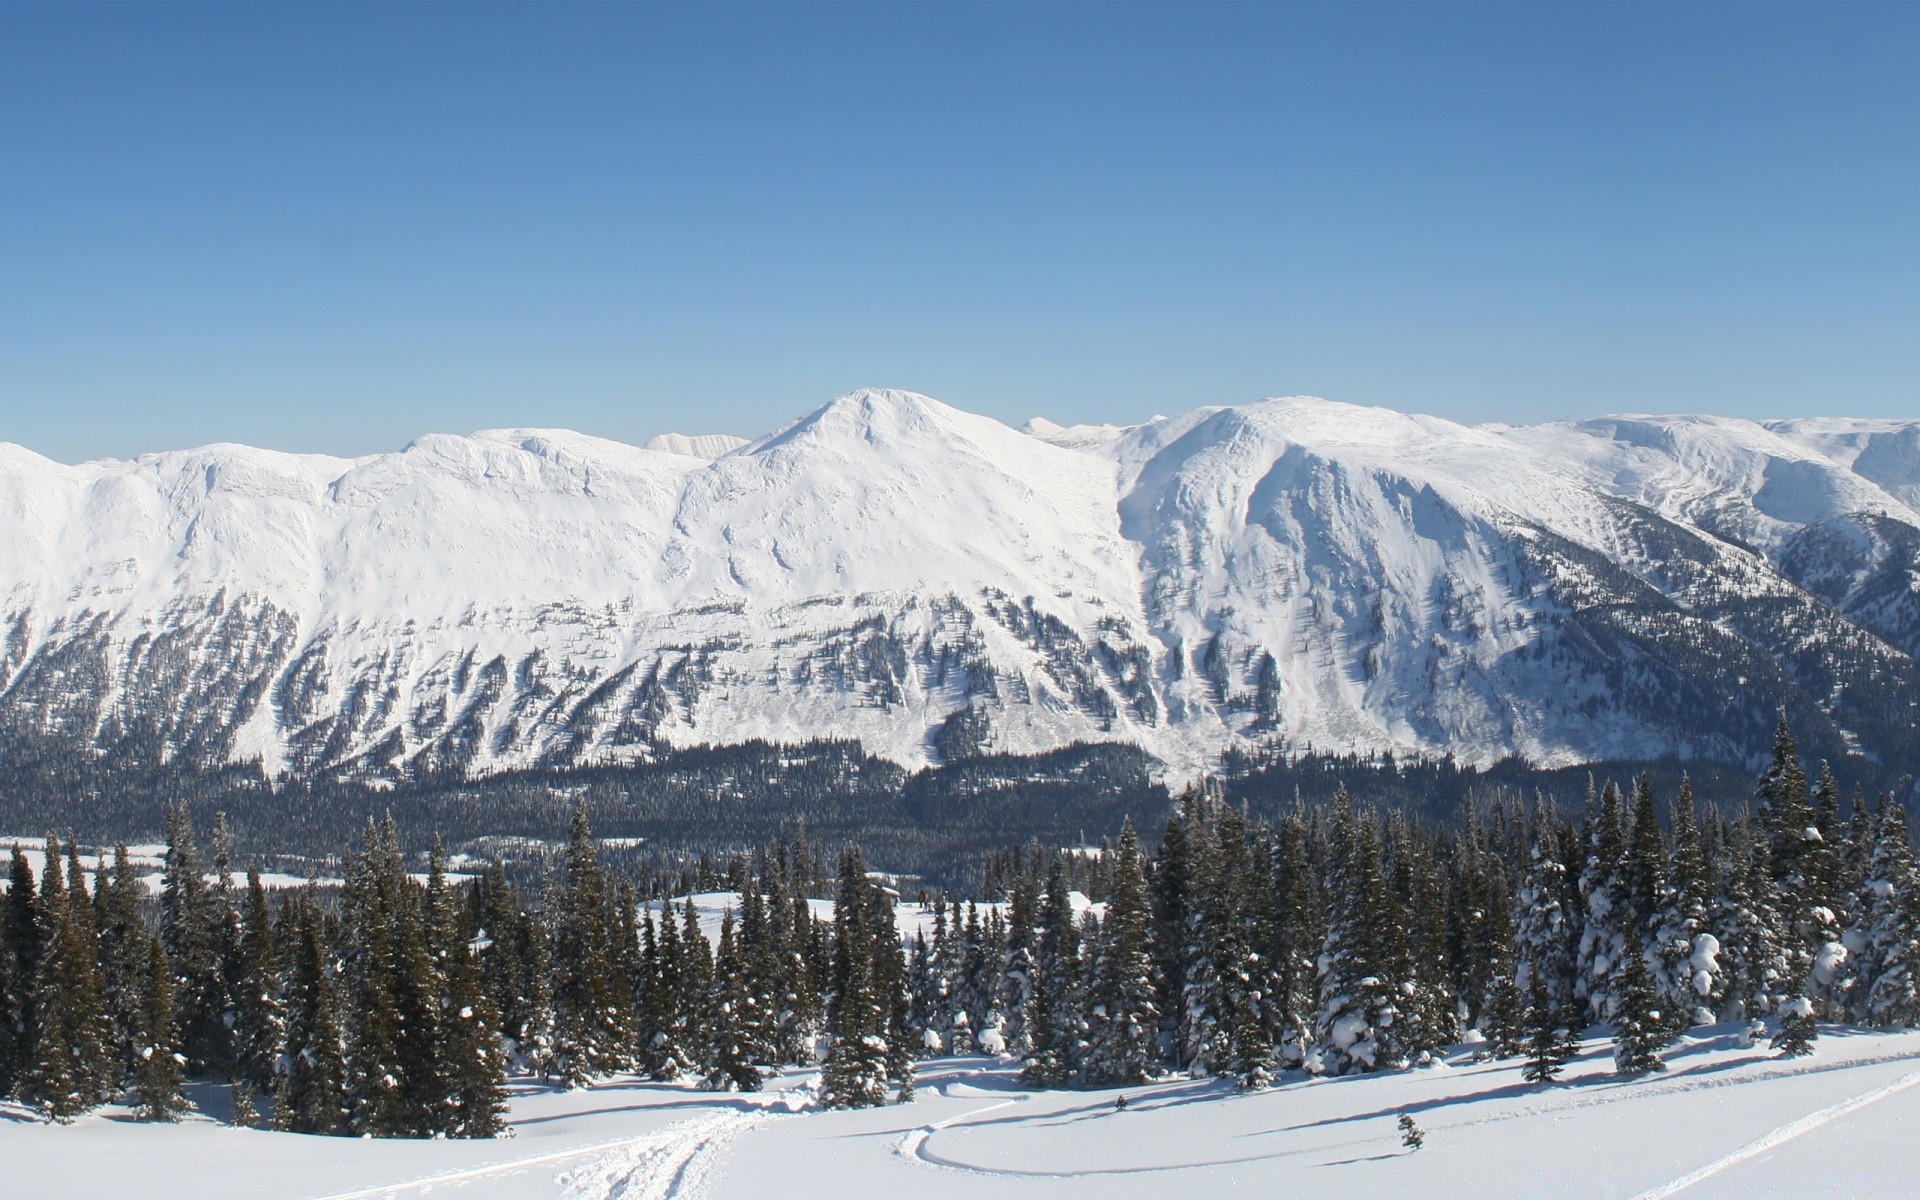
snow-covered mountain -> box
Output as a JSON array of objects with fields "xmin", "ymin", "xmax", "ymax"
[{"xmin": 2, "ymin": 389, "xmax": 1917, "ymax": 783}]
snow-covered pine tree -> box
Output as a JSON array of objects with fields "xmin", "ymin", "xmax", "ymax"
[
  {"xmin": 1652, "ymin": 777, "xmax": 1723, "ymax": 1030},
  {"xmin": 231, "ymin": 868, "xmax": 285, "ymax": 1107},
  {"xmin": 550, "ymin": 804, "xmax": 623, "ymax": 1087},
  {"xmin": 1211, "ymin": 806, "xmax": 1276, "ymax": 1088},
  {"xmin": 344, "ymin": 833, "xmax": 409, "ymax": 1137},
  {"xmin": 1268, "ymin": 804, "xmax": 1322, "ymax": 1069},
  {"xmin": 1771, "ymin": 966, "xmax": 1819, "ymax": 1058},
  {"xmin": 1395, "ymin": 818, "xmax": 1458, "ymax": 1056},
  {"xmin": 735, "ymin": 883, "xmax": 782, "ymax": 1065},
  {"xmin": 25, "ymin": 838, "xmax": 113, "ymax": 1122},
  {"xmin": 1081, "ymin": 819, "xmax": 1159, "ymax": 1088},
  {"xmin": 1611, "ymin": 937, "xmax": 1667, "ymax": 1077},
  {"xmin": 1312, "ymin": 797, "xmax": 1414, "ymax": 1075},
  {"xmin": 1519, "ymin": 975, "xmax": 1574, "ymax": 1084},
  {"xmin": 1174, "ymin": 789, "xmax": 1225, "ymax": 1077},
  {"xmin": 1022, "ymin": 857, "xmax": 1082, "ymax": 1087},
  {"xmin": 275, "ymin": 897, "xmax": 346, "ymax": 1135},
  {"xmin": 134, "ymin": 934, "xmax": 188, "ymax": 1122},
  {"xmin": 640, "ymin": 895, "xmax": 694, "ymax": 1081},
  {"xmin": 1848, "ymin": 797, "xmax": 1919, "ymax": 1027},
  {"xmin": 428, "ymin": 850, "xmax": 509, "ymax": 1138},
  {"xmin": 162, "ymin": 808, "xmax": 229, "ymax": 1081},
  {"xmin": 1711, "ymin": 815, "xmax": 1788, "ymax": 1021},
  {"xmin": 1756, "ymin": 716, "xmax": 1849, "ymax": 1019},
  {"xmin": 996, "ymin": 871, "xmax": 1038, "ymax": 1061},
  {"xmin": 96, "ymin": 844, "xmax": 152, "ymax": 1082},
  {"xmin": 1576, "ymin": 781, "xmax": 1632, "ymax": 1026},
  {"xmin": 701, "ymin": 910, "xmax": 765, "ymax": 1092},
  {"xmin": 821, "ymin": 849, "xmax": 889, "ymax": 1109}
]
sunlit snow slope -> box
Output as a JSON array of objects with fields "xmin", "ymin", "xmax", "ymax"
[{"xmin": 2, "ymin": 389, "xmax": 1917, "ymax": 781}]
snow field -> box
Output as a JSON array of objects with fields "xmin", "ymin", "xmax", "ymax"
[{"xmin": 9, "ymin": 1023, "xmax": 1920, "ymax": 1199}]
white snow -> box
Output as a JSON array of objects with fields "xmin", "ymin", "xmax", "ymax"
[
  {"xmin": 8, "ymin": 1024, "xmax": 1920, "ymax": 1197},
  {"xmin": 4, "ymin": 389, "xmax": 1918, "ymax": 781}
]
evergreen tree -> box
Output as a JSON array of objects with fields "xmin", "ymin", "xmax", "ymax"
[
  {"xmin": 432, "ymin": 864, "xmax": 509, "ymax": 1138},
  {"xmin": 1313, "ymin": 800, "xmax": 1414, "ymax": 1075},
  {"xmin": 232, "ymin": 869, "xmax": 284, "ymax": 1097},
  {"xmin": 1713, "ymin": 816, "xmax": 1789, "ymax": 1020},
  {"xmin": 1519, "ymin": 975, "xmax": 1575, "ymax": 1084},
  {"xmin": 276, "ymin": 898, "xmax": 346, "ymax": 1135},
  {"xmin": 1511, "ymin": 813, "xmax": 1576, "ymax": 1015},
  {"xmin": 1081, "ymin": 820, "xmax": 1159, "ymax": 1088},
  {"xmin": 996, "ymin": 871, "xmax": 1039, "ymax": 1060},
  {"xmin": 25, "ymin": 838, "xmax": 113, "ymax": 1121},
  {"xmin": 1022, "ymin": 857, "xmax": 1081, "ymax": 1086},
  {"xmin": 701, "ymin": 910, "xmax": 765, "ymax": 1092},
  {"xmin": 550, "ymin": 804, "xmax": 622, "ymax": 1087},
  {"xmin": 1611, "ymin": 942, "xmax": 1667, "ymax": 1077},
  {"xmin": 134, "ymin": 935, "xmax": 188, "ymax": 1122},
  {"xmin": 96, "ymin": 845, "xmax": 151, "ymax": 1081},
  {"xmin": 162, "ymin": 808, "xmax": 230, "ymax": 1080},
  {"xmin": 0, "ymin": 845, "xmax": 39, "ymax": 1096},
  {"xmin": 1850, "ymin": 798, "xmax": 1920, "ymax": 1026},
  {"xmin": 1652, "ymin": 778, "xmax": 1722, "ymax": 1030},
  {"xmin": 1576, "ymin": 782, "xmax": 1632, "ymax": 1025},
  {"xmin": 821, "ymin": 849, "xmax": 889, "ymax": 1109}
]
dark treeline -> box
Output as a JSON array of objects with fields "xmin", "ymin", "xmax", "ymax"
[
  {"xmin": 0, "ymin": 803, "xmax": 913, "ymax": 1127},
  {"xmin": 4, "ymin": 714, "xmax": 1916, "ymax": 1134},
  {"xmin": 0, "ymin": 737, "xmax": 1168, "ymax": 890},
  {"xmin": 920, "ymin": 714, "xmax": 1911, "ymax": 1092}
]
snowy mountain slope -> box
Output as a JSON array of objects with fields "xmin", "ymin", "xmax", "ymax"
[{"xmin": 1, "ymin": 389, "xmax": 1917, "ymax": 783}]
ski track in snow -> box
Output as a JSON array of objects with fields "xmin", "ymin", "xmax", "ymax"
[
  {"xmin": 1629, "ymin": 1064, "xmax": 1920, "ymax": 1199},
  {"xmin": 904, "ymin": 1048, "xmax": 1920, "ymax": 1181},
  {"xmin": 299, "ymin": 1084, "xmax": 809, "ymax": 1200}
]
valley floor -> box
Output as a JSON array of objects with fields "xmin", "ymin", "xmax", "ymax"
[{"xmin": 5, "ymin": 1024, "xmax": 1920, "ymax": 1199}]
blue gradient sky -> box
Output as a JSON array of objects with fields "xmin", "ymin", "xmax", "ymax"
[{"xmin": 2, "ymin": 2, "xmax": 1916, "ymax": 463}]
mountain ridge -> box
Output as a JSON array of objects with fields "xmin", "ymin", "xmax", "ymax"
[{"xmin": 2, "ymin": 389, "xmax": 1917, "ymax": 787}]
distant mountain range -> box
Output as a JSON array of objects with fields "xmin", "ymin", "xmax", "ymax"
[{"xmin": 3, "ymin": 389, "xmax": 1917, "ymax": 785}]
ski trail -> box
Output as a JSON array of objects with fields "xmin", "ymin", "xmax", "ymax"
[
  {"xmin": 298, "ymin": 1131, "xmax": 679, "ymax": 1200},
  {"xmin": 563, "ymin": 1083, "xmax": 812, "ymax": 1200},
  {"xmin": 303, "ymin": 1083, "xmax": 811, "ymax": 1200},
  {"xmin": 1630, "ymin": 1064, "xmax": 1920, "ymax": 1200},
  {"xmin": 897, "ymin": 1095, "xmax": 1030, "ymax": 1168}
]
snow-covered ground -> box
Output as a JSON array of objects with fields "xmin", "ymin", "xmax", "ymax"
[{"xmin": 7, "ymin": 1024, "xmax": 1920, "ymax": 1198}]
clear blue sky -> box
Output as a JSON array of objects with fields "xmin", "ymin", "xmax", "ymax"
[{"xmin": 2, "ymin": 2, "xmax": 1916, "ymax": 462}]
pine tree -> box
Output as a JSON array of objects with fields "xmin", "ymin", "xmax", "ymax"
[
  {"xmin": 1611, "ymin": 942, "xmax": 1667, "ymax": 1077},
  {"xmin": 276, "ymin": 898, "xmax": 346, "ymax": 1135},
  {"xmin": 1081, "ymin": 820, "xmax": 1159, "ymax": 1088},
  {"xmin": 96, "ymin": 845, "xmax": 151, "ymax": 1082},
  {"xmin": 1022, "ymin": 857, "xmax": 1081, "ymax": 1087},
  {"xmin": 1850, "ymin": 798, "xmax": 1920, "ymax": 1026},
  {"xmin": 1576, "ymin": 781, "xmax": 1632, "ymax": 1025},
  {"xmin": 821, "ymin": 849, "xmax": 889, "ymax": 1109},
  {"xmin": 701, "ymin": 910, "xmax": 765, "ymax": 1092},
  {"xmin": 232, "ymin": 869, "xmax": 284, "ymax": 1097},
  {"xmin": 550, "ymin": 804, "xmax": 622, "ymax": 1087},
  {"xmin": 1713, "ymin": 816, "xmax": 1789, "ymax": 1021},
  {"xmin": 1652, "ymin": 778, "xmax": 1722, "ymax": 1030},
  {"xmin": 0, "ymin": 845, "xmax": 39, "ymax": 1097},
  {"xmin": 996, "ymin": 871, "xmax": 1039, "ymax": 1061},
  {"xmin": 1519, "ymin": 975, "xmax": 1575, "ymax": 1084},
  {"xmin": 431, "ymin": 859, "xmax": 508, "ymax": 1138},
  {"xmin": 1511, "ymin": 811, "xmax": 1576, "ymax": 1016},
  {"xmin": 1772, "ymin": 973, "xmax": 1819, "ymax": 1058},
  {"xmin": 25, "ymin": 838, "xmax": 113, "ymax": 1121},
  {"xmin": 1313, "ymin": 800, "xmax": 1414, "ymax": 1075},
  {"xmin": 162, "ymin": 808, "xmax": 230, "ymax": 1081},
  {"xmin": 134, "ymin": 935, "xmax": 189, "ymax": 1122}
]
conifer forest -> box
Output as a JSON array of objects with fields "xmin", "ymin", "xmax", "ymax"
[{"xmin": 3, "ymin": 715, "xmax": 1916, "ymax": 1138}]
